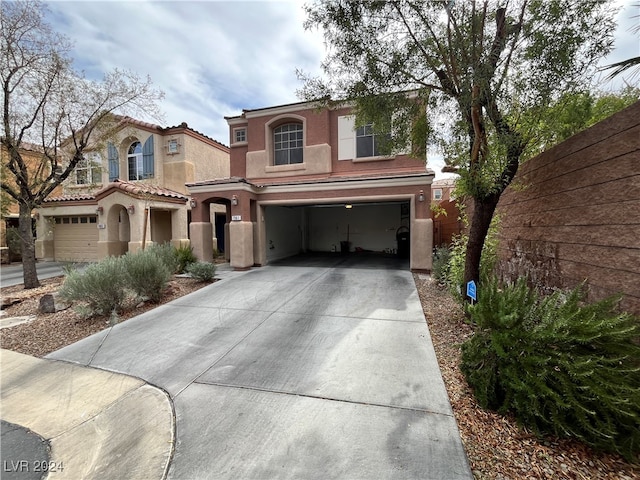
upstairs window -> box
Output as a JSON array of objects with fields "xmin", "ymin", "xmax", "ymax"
[
  {"xmin": 127, "ymin": 136, "xmax": 154, "ymax": 180},
  {"xmin": 76, "ymin": 152, "xmax": 102, "ymax": 185},
  {"xmin": 338, "ymin": 116, "xmax": 394, "ymax": 160},
  {"xmin": 356, "ymin": 123, "xmax": 390, "ymax": 158},
  {"xmin": 433, "ymin": 189, "xmax": 443, "ymax": 201},
  {"xmin": 273, "ymin": 123, "xmax": 303, "ymax": 165},
  {"xmin": 128, "ymin": 141, "xmax": 143, "ymax": 180},
  {"xmin": 233, "ymin": 127, "xmax": 247, "ymax": 144}
]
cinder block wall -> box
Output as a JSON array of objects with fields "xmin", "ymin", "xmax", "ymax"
[{"xmin": 495, "ymin": 101, "xmax": 640, "ymax": 315}]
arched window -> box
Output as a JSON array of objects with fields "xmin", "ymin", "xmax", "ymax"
[
  {"xmin": 128, "ymin": 141, "xmax": 143, "ymax": 180},
  {"xmin": 273, "ymin": 123, "xmax": 303, "ymax": 165},
  {"xmin": 127, "ymin": 136, "xmax": 154, "ymax": 180}
]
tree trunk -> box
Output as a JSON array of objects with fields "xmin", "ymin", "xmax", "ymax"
[
  {"xmin": 463, "ymin": 194, "xmax": 500, "ymax": 293},
  {"xmin": 18, "ymin": 202, "xmax": 40, "ymax": 289}
]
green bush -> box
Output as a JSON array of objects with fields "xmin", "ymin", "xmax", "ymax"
[
  {"xmin": 461, "ymin": 276, "xmax": 640, "ymax": 461},
  {"xmin": 145, "ymin": 242, "xmax": 180, "ymax": 274},
  {"xmin": 59, "ymin": 256, "xmax": 128, "ymax": 317},
  {"xmin": 445, "ymin": 234, "xmax": 467, "ymax": 298},
  {"xmin": 175, "ymin": 245, "xmax": 197, "ymax": 273},
  {"xmin": 432, "ymin": 246, "xmax": 451, "ymax": 284},
  {"xmin": 123, "ymin": 249, "xmax": 171, "ymax": 303},
  {"xmin": 186, "ymin": 262, "xmax": 216, "ymax": 282}
]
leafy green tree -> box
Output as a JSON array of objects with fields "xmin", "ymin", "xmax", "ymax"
[
  {"xmin": 1, "ymin": 0, "xmax": 163, "ymax": 288},
  {"xmin": 300, "ymin": 0, "xmax": 616, "ymax": 289},
  {"xmin": 524, "ymin": 86, "xmax": 639, "ymax": 154}
]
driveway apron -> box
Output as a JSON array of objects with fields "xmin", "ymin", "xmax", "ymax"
[{"xmin": 48, "ymin": 256, "xmax": 472, "ymax": 479}]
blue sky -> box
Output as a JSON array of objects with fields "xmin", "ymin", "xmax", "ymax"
[{"xmin": 45, "ymin": 1, "xmax": 638, "ymax": 178}]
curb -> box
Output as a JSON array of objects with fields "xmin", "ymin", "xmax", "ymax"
[{"xmin": 0, "ymin": 349, "xmax": 173, "ymax": 479}]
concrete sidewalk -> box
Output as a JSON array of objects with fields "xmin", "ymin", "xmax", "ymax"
[
  {"xmin": 0, "ymin": 349, "xmax": 173, "ymax": 479},
  {"xmin": 4, "ymin": 255, "xmax": 472, "ymax": 479}
]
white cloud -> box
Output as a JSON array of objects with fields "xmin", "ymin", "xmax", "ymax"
[
  {"xmin": 46, "ymin": 0, "xmax": 326, "ymax": 144},
  {"xmin": 44, "ymin": 0, "xmax": 637, "ymax": 152}
]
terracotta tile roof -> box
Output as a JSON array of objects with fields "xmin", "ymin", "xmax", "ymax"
[
  {"xmin": 114, "ymin": 115, "xmax": 229, "ymax": 150},
  {"xmin": 186, "ymin": 177, "xmax": 251, "ymax": 187},
  {"xmin": 187, "ymin": 172, "xmax": 435, "ymax": 190},
  {"xmin": 43, "ymin": 193, "xmax": 96, "ymax": 203},
  {"xmin": 95, "ymin": 179, "xmax": 188, "ymax": 202}
]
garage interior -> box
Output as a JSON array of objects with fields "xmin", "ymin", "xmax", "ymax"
[{"xmin": 263, "ymin": 201, "xmax": 411, "ymax": 265}]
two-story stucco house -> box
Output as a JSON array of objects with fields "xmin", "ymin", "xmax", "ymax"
[
  {"xmin": 187, "ymin": 100, "xmax": 435, "ymax": 272},
  {"xmin": 35, "ymin": 117, "xmax": 229, "ymax": 262}
]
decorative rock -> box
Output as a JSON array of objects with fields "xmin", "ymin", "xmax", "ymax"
[{"xmin": 38, "ymin": 293, "xmax": 71, "ymax": 313}]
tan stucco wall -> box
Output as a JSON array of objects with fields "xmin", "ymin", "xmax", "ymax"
[
  {"xmin": 246, "ymin": 144, "xmax": 331, "ymax": 179},
  {"xmin": 185, "ymin": 134, "xmax": 230, "ymax": 182},
  {"xmin": 163, "ymin": 161, "xmax": 194, "ymax": 194}
]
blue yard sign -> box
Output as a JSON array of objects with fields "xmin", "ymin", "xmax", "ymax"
[{"xmin": 466, "ymin": 280, "xmax": 477, "ymax": 302}]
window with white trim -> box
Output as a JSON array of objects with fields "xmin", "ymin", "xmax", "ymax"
[
  {"xmin": 273, "ymin": 123, "xmax": 303, "ymax": 165},
  {"xmin": 233, "ymin": 127, "xmax": 247, "ymax": 144},
  {"xmin": 338, "ymin": 115, "xmax": 392, "ymax": 160},
  {"xmin": 75, "ymin": 152, "xmax": 102, "ymax": 185},
  {"xmin": 128, "ymin": 141, "xmax": 144, "ymax": 180},
  {"xmin": 356, "ymin": 124, "xmax": 382, "ymax": 158},
  {"xmin": 433, "ymin": 189, "xmax": 443, "ymax": 200}
]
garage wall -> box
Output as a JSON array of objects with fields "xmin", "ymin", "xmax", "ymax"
[
  {"xmin": 265, "ymin": 206, "xmax": 305, "ymax": 262},
  {"xmin": 308, "ymin": 204, "xmax": 401, "ymax": 253}
]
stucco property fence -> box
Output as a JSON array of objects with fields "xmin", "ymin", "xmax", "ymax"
[{"xmin": 495, "ymin": 100, "xmax": 640, "ymax": 315}]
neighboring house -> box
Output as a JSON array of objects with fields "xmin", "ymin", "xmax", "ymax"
[
  {"xmin": 35, "ymin": 118, "xmax": 229, "ymax": 262},
  {"xmin": 431, "ymin": 178, "xmax": 463, "ymax": 247},
  {"xmin": 1, "ymin": 142, "xmax": 63, "ymax": 262},
  {"xmin": 187, "ymin": 100, "xmax": 435, "ymax": 271}
]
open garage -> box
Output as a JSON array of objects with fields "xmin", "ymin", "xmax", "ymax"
[{"xmin": 263, "ymin": 202, "xmax": 410, "ymax": 264}]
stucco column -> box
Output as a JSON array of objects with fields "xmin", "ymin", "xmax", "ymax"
[
  {"xmin": 171, "ymin": 207, "xmax": 189, "ymax": 249},
  {"xmin": 224, "ymin": 223, "xmax": 230, "ymax": 261},
  {"xmin": 410, "ymin": 218, "xmax": 433, "ymax": 272},
  {"xmin": 229, "ymin": 221, "xmax": 254, "ymax": 270},
  {"xmin": 190, "ymin": 222, "xmax": 214, "ymax": 263}
]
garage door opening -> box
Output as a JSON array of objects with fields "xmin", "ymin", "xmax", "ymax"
[{"xmin": 263, "ymin": 201, "xmax": 410, "ymax": 266}]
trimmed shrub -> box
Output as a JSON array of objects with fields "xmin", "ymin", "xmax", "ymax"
[
  {"xmin": 123, "ymin": 249, "xmax": 171, "ymax": 303},
  {"xmin": 175, "ymin": 245, "xmax": 197, "ymax": 273},
  {"xmin": 461, "ymin": 276, "xmax": 640, "ymax": 461},
  {"xmin": 186, "ymin": 262, "xmax": 216, "ymax": 282},
  {"xmin": 146, "ymin": 242, "xmax": 180, "ymax": 274},
  {"xmin": 59, "ymin": 256, "xmax": 128, "ymax": 317}
]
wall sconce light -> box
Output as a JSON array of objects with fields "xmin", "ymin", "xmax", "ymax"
[
  {"xmin": 190, "ymin": 199, "xmax": 197, "ymax": 208},
  {"xmin": 127, "ymin": 204, "xmax": 135, "ymax": 214},
  {"xmin": 418, "ymin": 190, "xmax": 425, "ymax": 202},
  {"xmin": 345, "ymin": 204, "xmax": 353, "ymax": 209},
  {"xmin": 231, "ymin": 195, "xmax": 238, "ymax": 206},
  {"xmin": 96, "ymin": 206, "xmax": 103, "ymax": 215}
]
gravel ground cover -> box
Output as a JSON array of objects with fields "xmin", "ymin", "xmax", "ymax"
[
  {"xmin": 0, "ymin": 275, "xmax": 208, "ymax": 357},
  {"xmin": 414, "ymin": 274, "xmax": 639, "ymax": 480},
  {"xmin": 0, "ymin": 271, "xmax": 638, "ymax": 478}
]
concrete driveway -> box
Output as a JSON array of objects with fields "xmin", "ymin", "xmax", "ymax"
[{"xmin": 47, "ymin": 254, "xmax": 472, "ymax": 479}]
